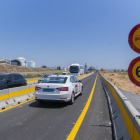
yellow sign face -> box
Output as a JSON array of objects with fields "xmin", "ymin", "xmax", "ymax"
[
  {"xmin": 129, "ymin": 24, "xmax": 140, "ymax": 54},
  {"xmin": 132, "ymin": 61, "xmax": 140, "ymax": 83},
  {"xmin": 133, "ymin": 28, "xmax": 140, "ymax": 49}
]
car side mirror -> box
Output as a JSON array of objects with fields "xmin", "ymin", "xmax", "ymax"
[
  {"xmin": 78, "ymin": 80, "xmax": 82, "ymax": 82},
  {"xmin": 7, "ymin": 80, "xmax": 12, "ymax": 83}
]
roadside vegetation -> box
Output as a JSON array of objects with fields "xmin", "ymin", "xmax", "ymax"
[
  {"xmin": 101, "ymin": 71, "xmax": 140, "ymax": 95},
  {"xmin": 23, "ymin": 71, "xmax": 63, "ymax": 79}
]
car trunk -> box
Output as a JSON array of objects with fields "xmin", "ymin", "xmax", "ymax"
[{"xmin": 36, "ymin": 83, "xmax": 66, "ymax": 94}]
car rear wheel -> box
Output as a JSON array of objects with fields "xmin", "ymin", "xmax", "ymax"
[{"xmin": 69, "ymin": 92, "xmax": 75, "ymax": 105}]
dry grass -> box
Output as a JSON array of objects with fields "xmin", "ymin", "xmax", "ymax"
[
  {"xmin": 23, "ymin": 71, "xmax": 63, "ymax": 79},
  {"xmin": 0, "ymin": 64, "xmax": 58, "ymax": 73},
  {"xmin": 101, "ymin": 71, "xmax": 140, "ymax": 95}
]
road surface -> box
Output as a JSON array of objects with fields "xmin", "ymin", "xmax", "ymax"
[{"xmin": 0, "ymin": 72, "xmax": 114, "ymax": 140}]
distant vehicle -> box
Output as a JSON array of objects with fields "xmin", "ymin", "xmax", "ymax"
[
  {"xmin": 0, "ymin": 73, "xmax": 27, "ymax": 90},
  {"xmin": 35, "ymin": 75, "xmax": 83, "ymax": 104},
  {"xmin": 84, "ymin": 71, "xmax": 88, "ymax": 74},
  {"xmin": 38, "ymin": 74, "xmax": 54, "ymax": 83},
  {"xmin": 88, "ymin": 71, "xmax": 92, "ymax": 73},
  {"xmin": 61, "ymin": 72, "xmax": 71, "ymax": 75},
  {"xmin": 69, "ymin": 63, "xmax": 84, "ymax": 77}
]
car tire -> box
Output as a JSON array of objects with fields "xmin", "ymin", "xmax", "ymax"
[
  {"xmin": 69, "ymin": 92, "xmax": 75, "ymax": 105},
  {"xmin": 80, "ymin": 87, "xmax": 83, "ymax": 96},
  {"xmin": 38, "ymin": 100, "xmax": 44, "ymax": 104}
]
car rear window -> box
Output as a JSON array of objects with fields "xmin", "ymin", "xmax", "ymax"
[
  {"xmin": 16, "ymin": 74, "xmax": 23, "ymax": 80},
  {"xmin": 41, "ymin": 77, "xmax": 67, "ymax": 83}
]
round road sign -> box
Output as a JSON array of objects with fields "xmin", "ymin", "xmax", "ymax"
[
  {"xmin": 128, "ymin": 56, "xmax": 140, "ymax": 87},
  {"xmin": 128, "ymin": 24, "xmax": 140, "ymax": 54}
]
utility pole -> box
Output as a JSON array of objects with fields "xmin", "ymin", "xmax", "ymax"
[{"xmin": 85, "ymin": 63, "xmax": 87, "ymax": 71}]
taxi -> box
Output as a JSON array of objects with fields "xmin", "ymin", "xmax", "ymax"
[{"xmin": 35, "ymin": 75, "xmax": 83, "ymax": 104}]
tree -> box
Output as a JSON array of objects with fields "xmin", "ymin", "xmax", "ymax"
[
  {"xmin": 41, "ymin": 65, "xmax": 47, "ymax": 68},
  {"xmin": 57, "ymin": 66, "xmax": 61, "ymax": 70}
]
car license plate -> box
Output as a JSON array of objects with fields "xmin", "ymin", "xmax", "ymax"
[{"xmin": 43, "ymin": 89, "xmax": 54, "ymax": 92}]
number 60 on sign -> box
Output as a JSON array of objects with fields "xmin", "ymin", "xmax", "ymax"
[{"xmin": 128, "ymin": 57, "xmax": 140, "ymax": 87}]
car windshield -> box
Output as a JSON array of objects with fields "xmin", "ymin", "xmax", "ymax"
[
  {"xmin": 42, "ymin": 74, "xmax": 50, "ymax": 78},
  {"xmin": 69, "ymin": 66, "xmax": 80, "ymax": 73},
  {"xmin": 0, "ymin": 74, "xmax": 8, "ymax": 82},
  {"xmin": 41, "ymin": 77, "xmax": 67, "ymax": 83}
]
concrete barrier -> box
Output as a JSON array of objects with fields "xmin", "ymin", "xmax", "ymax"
[
  {"xmin": 99, "ymin": 73, "xmax": 140, "ymax": 140},
  {"xmin": 26, "ymin": 78, "xmax": 39, "ymax": 85},
  {"xmin": 0, "ymin": 85, "xmax": 36, "ymax": 110},
  {"xmin": 0, "ymin": 89, "xmax": 12, "ymax": 110}
]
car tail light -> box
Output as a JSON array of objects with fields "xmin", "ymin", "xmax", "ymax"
[
  {"xmin": 35, "ymin": 86, "xmax": 41, "ymax": 90},
  {"xmin": 56, "ymin": 87, "xmax": 68, "ymax": 91}
]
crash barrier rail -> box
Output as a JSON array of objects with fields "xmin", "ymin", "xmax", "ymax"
[
  {"xmin": 0, "ymin": 72, "xmax": 94, "ymax": 111},
  {"xmin": 0, "ymin": 84, "xmax": 36, "ymax": 110},
  {"xmin": 99, "ymin": 73, "xmax": 140, "ymax": 140}
]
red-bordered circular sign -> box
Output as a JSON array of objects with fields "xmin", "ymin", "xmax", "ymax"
[
  {"xmin": 128, "ymin": 56, "xmax": 140, "ymax": 87},
  {"xmin": 128, "ymin": 24, "xmax": 140, "ymax": 54}
]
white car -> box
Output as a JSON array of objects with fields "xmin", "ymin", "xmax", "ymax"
[
  {"xmin": 61, "ymin": 72, "xmax": 71, "ymax": 75},
  {"xmin": 35, "ymin": 75, "xmax": 83, "ymax": 104}
]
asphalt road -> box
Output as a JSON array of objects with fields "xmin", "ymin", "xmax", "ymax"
[{"xmin": 0, "ymin": 72, "xmax": 113, "ymax": 140}]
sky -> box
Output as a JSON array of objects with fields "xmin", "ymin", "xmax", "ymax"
[{"xmin": 0, "ymin": 0, "xmax": 140, "ymax": 69}]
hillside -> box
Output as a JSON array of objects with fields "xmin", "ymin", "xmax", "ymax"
[{"xmin": 0, "ymin": 64, "xmax": 54, "ymax": 73}]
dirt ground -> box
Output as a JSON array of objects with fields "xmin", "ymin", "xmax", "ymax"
[
  {"xmin": 0, "ymin": 64, "xmax": 54, "ymax": 73},
  {"xmin": 101, "ymin": 71, "xmax": 140, "ymax": 95}
]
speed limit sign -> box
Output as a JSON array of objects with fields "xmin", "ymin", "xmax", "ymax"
[{"xmin": 128, "ymin": 56, "xmax": 140, "ymax": 87}]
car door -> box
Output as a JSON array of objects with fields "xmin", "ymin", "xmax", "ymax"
[
  {"xmin": 71, "ymin": 76, "xmax": 79, "ymax": 94},
  {"xmin": 15, "ymin": 74, "xmax": 23, "ymax": 87},
  {"xmin": 73, "ymin": 76, "xmax": 81, "ymax": 93},
  {"xmin": 70, "ymin": 76, "xmax": 76, "ymax": 93},
  {"xmin": 7, "ymin": 74, "xmax": 16, "ymax": 88}
]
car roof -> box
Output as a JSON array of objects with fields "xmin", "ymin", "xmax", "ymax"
[
  {"xmin": 0, "ymin": 73, "xmax": 21, "ymax": 75},
  {"xmin": 0, "ymin": 73, "xmax": 9, "ymax": 75},
  {"xmin": 47, "ymin": 75, "xmax": 57, "ymax": 77},
  {"xmin": 48, "ymin": 75, "xmax": 72, "ymax": 78},
  {"xmin": 62, "ymin": 72, "xmax": 69, "ymax": 73}
]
